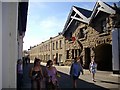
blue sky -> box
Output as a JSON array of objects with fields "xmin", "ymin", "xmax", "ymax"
[{"xmin": 23, "ymin": 1, "xmax": 119, "ymax": 50}]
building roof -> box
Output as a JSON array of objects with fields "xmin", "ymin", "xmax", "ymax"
[
  {"xmin": 74, "ymin": 6, "xmax": 92, "ymax": 18},
  {"xmin": 62, "ymin": 6, "xmax": 92, "ymax": 35},
  {"xmin": 62, "ymin": 0, "xmax": 117, "ymax": 36},
  {"xmin": 89, "ymin": 0, "xmax": 116, "ymax": 24}
]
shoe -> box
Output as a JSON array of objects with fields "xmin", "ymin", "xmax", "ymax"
[{"xmin": 92, "ymin": 79, "xmax": 96, "ymax": 82}]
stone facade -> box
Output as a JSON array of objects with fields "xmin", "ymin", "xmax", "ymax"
[
  {"xmin": 29, "ymin": 1, "xmax": 120, "ymax": 71},
  {"xmin": 62, "ymin": 1, "xmax": 120, "ymax": 70}
]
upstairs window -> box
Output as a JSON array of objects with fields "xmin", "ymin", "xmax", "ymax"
[
  {"xmin": 60, "ymin": 40, "xmax": 62, "ymax": 49},
  {"xmin": 69, "ymin": 32, "xmax": 72, "ymax": 41},
  {"xmin": 78, "ymin": 28, "xmax": 85, "ymax": 39},
  {"xmin": 56, "ymin": 41, "xmax": 58, "ymax": 50},
  {"xmin": 101, "ymin": 19, "xmax": 107, "ymax": 33},
  {"xmin": 53, "ymin": 43, "xmax": 54, "ymax": 50}
]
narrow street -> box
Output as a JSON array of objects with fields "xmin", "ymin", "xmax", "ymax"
[{"xmin": 22, "ymin": 63, "xmax": 120, "ymax": 89}]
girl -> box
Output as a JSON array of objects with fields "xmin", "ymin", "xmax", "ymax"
[
  {"xmin": 89, "ymin": 57, "xmax": 97, "ymax": 82},
  {"xmin": 29, "ymin": 58, "xmax": 44, "ymax": 90},
  {"xmin": 45, "ymin": 60, "xmax": 59, "ymax": 90}
]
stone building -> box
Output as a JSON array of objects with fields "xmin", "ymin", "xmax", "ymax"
[
  {"xmin": 29, "ymin": 1, "xmax": 120, "ymax": 73},
  {"xmin": 29, "ymin": 33, "xmax": 66, "ymax": 65},
  {"xmin": 62, "ymin": 0, "xmax": 120, "ymax": 72}
]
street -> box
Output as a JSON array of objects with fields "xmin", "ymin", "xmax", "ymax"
[{"xmin": 22, "ymin": 63, "xmax": 120, "ymax": 89}]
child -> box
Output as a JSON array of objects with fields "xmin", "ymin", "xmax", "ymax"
[{"xmin": 89, "ymin": 57, "xmax": 97, "ymax": 82}]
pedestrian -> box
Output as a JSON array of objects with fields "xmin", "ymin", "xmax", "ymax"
[
  {"xmin": 17, "ymin": 59, "xmax": 23, "ymax": 90},
  {"xmin": 29, "ymin": 58, "xmax": 44, "ymax": 90},
  {"xmin": 70, "ymin": 57, "xmax": 83, "ymax": 88},
  {"xmin": 89, "ymin": 56, "xmax": 97, "ymax": 82},
  {"xmin": 44, "ymin": 60, "xmax": 59, "ymax": 90}
]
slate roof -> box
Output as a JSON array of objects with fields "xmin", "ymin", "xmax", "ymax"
[{"xmin": 74, "ymin": 6, "xmax": 92, "ymax": 18}]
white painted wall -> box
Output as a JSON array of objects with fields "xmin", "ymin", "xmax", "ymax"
[
  {"xmin": 112, "ymin": 28, "xmax": 120, "ymax": 71},
  {"xmin": 0, "ymin": 2, "xmax": 2, "ymax": 90},
  {"xmin": 2, "ymin": 2, "xmax": 18, "ymax": 88}
]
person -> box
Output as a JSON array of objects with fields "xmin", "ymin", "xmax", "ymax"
[
  {"xmin": 70, "ymin": 57, "xmax": 83, "ymax": 88},
  {"xmin": 89, "ymin": 56, "xmax": 97, "ymax": 82},
  {"xmin": 17, "ymin": 59, "xmax": 23, "ymax": 90},
  {"xmin": 44, "ymin": 60, "xmax": 59, "ymax": 90},
  {"xmin": 29, "ymin": 58, "xmax": 44, "ymax": 90}
]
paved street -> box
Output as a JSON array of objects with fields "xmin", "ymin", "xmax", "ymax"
[{"xmin": 22, "ymin": 63, "xmax": 120, "ymax": 90}]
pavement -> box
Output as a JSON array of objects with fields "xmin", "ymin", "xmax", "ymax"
[{"xmin": 21, "ymin": 62, "xmax": 120, "ymax": 90}]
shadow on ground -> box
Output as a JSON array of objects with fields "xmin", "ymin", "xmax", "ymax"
[{"xmin": 22, "ymin": 63, "xmax": 109, "ymax": 90}]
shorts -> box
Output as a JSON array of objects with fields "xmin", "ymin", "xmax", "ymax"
[{"xmin": 73, "ymin": 76, "xmax": 79, "ymax": 80}]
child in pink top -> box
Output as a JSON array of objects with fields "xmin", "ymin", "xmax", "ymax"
[{"xmin": 45, "ymin": 60, "xmax": 58, "ymax": 90}]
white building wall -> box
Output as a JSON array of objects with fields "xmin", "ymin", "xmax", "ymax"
[
  {"xmin": 2, "ymin": 2, "xmax": 18, "ymax": 88},
  {"xmin": 112, "ymin": 28, "xmax": 120, "ymax": 72},
  {"xmin": 0, "ymin": 2, "xmax": 2, "ymax": 90}
]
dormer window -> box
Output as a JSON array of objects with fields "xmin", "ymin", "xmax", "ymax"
[
  {"xmin": 78, "ymin": 28, "xmax": 85, "ymax": 39},
  {"xmin": 101, "ymin": 19, "xmax": 107, "ymax": 33}
]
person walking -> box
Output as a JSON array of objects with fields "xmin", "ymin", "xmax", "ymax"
[
  {"xmin": 29, "ymin": 58, "xmax": 44, "ymax": 90},
  {"xmin": 70, "ymin": 57, "xmax": 83, "ymax": 88},
  {"xmin": 17, "ymin": 59, "xmax": 23, "ymax": 90},
  {"xmin": 89, "ymin": 56, "xmax": 97, "ymax": 82},
  {"xmin": 44, "ymin": 60, "xmax": 59, "ymax": 90}
]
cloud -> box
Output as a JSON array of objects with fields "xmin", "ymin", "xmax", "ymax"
[
  {"xmin": 23, "ymin": 16, "xmax": 65, "ymax": 50},
  {"xmin": 39, "ymin": 16, "xmax": 64, "ymax": 33}
]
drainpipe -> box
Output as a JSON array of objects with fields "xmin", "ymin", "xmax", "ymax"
[
  {"xmin": 112, "ymin": 28, "xmax": 120, "ymax": 74},
  {"xmin": 117, "ymin": 28, "xmax": 120, "ymax": 74}
]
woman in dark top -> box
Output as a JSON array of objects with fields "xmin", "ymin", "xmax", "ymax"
[{"xmin": 29, "ymin": 58, "xmax": 43, "ymax": 90}]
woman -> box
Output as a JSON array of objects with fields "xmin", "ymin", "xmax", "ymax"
[
  {"xmin": 89, "ymin": 56, "xmax": 97, "ymax": 82},
  {"xmin": 45, "ymin": 60, "xmax": 59, "ymax": 90},
  {"xmin": 29, "ymin": 58, "xmax": 43, "ymax": 90}
]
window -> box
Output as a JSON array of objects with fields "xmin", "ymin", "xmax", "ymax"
[
  {"xmin": 78, "ymin": 28, "xmax": 85, "ymax": 39},
  {"xmin": 53, "ymin": 43, "xmax": 54, "ymax": 50},
  {"xmin": 59, "ymin": 54, "xmax": 62, "ymax": 62},
  {"xmin": 48, "ymin": 44, "xmax": 50, "ymax": 51},
  {"xmin": 101, "ymin": 19, "xmax": 107, "ymax": 33},
  {"xmin": 56, "ymin": 41, "xmax": 58, "ymax": 50},
  {"xmin": 60, "ymin": 40, "xmax": 62, "ymax": 49},
  {"xmin": 69, "ymin": 32, "xmax": 72, "ymax": 41},
  {"xmin": 66, "ymin": 50, "xmax": 69, "ymax": 59}
]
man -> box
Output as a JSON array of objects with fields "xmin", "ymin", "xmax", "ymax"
[{"xmin": 70, "ymin": 57, "xmax": 83, "ymax": 88}]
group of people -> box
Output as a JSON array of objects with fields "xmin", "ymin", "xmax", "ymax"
[
  {"xmin": 28, "ymin": 56, "xmax": 97, "ymax": 89},
  {"xmin": 29, "ymin": 58, "xmax": 59, "ymax": 90}
]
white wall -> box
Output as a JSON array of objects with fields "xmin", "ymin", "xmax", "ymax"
[
  {"xmin": 2, "ymin": 2, "xmax": 18, "ymax": 88},
  {"xmin": 112, "ymin": 28, "xmax": 120, "ymax": 71},
  {"xmin": 0, "ymin": 2, "xmax": 2, "ymax": 90}
]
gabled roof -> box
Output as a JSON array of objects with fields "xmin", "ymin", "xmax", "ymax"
[
  {"xmin": 89, "ymin": 0, "xmax": 116, "ymax": 24},
  {"xmin": 62, "ymin": 6, "xmax": 92, "ymax": 35},
  {"xmin": 74, "ymin": 6, "xmax": 92, "ymax": 18},
  {"xmin": 62, "ymin": 0, "xmax": 117, "ymax": 36}
]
